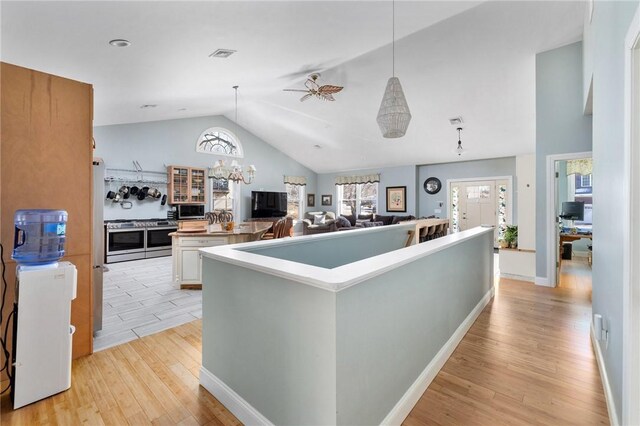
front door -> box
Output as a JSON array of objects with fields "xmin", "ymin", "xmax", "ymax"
[{"xmin": 451, "ymin": 179, "xmax": 509, "ymax": 245}]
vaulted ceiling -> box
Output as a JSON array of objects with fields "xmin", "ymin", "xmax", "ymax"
[{"xmin": 2, "ymin": 1, "xmax": 585, "ymax": 173}]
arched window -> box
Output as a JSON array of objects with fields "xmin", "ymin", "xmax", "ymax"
[{"xmin": 196, "ymin": 127, "xmax": 243, "ymax": 158}]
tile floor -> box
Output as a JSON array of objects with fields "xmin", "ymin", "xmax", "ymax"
[{"xmin": 93, "ymin": 256, "xmax": 202, "ymax": 352}]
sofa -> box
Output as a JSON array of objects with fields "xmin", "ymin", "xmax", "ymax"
[
  {"xmin": 336, "ymin": 213, "xmax": 416, "ymax": 231},
  {"xmin": 302, "ymin": 211, "xmax": 338, "ymax": 235}
]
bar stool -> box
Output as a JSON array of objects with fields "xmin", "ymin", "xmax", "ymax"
[
  {"xmin": 434, "ymin": 223, "xmax": 445, "ymax": 239},
  {"xmin": 425, "ymin": 225, "xmax": 437, "ymax": 241},
  {"xmin": 419, "ymin": 226, "xmax": 429, "ymax": 243}
]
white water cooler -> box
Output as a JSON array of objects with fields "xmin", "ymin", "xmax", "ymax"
[{"xmin": 13, "ymin": 261, "xmax": 77, "ymax": 409}]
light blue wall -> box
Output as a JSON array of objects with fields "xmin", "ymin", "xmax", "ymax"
[
  {"xmin": 535, "ymin": 42, "xmax": 592, "ymax": 279},
  {"xmin": 94, "ymin": 115, "xmax": 317, "ymax": 221},
  {"xmin": 316, "ymin": 165, "xmax": 417, "ymax": 216},
  {"xmin": 200, "ymin": 228, "xmax": 494, "ymax": 425},
  {"xmin": 585, "ymin": 0, "xmax": 639, "ymax": 419},
  {"xmin": 417, "ymin": 157, "xmax": 516, "ymax": 219}
]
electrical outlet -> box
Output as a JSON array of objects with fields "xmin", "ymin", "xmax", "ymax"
[{"xmin": 434, "ymin": 209, "xmax": 442, "ymax": 214}]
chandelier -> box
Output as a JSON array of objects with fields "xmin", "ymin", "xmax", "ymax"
[
  {"xmin": 208, "ymin": 85, "xmax": 256, "ymax": 184},
  {"xmin": 209, "ymin": 160, "xmax": 256, "ymax": 184}
]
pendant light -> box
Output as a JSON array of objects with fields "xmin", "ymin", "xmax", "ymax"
[
  {"xmin": 376, "ymin": 0, "xmax": 412, "ymax": 138},
  {"xmin": 456, "ymin": 127, "xmax": 464, "ymax": 156}
]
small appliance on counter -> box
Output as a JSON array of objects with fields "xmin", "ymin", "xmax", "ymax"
[
  {"xmin": 11, "ymin": 209, "xmax": 77, "ymax": 409},
  {"xmin": 176, "ymin": 204, "xmax": 205, "ymax": 220}
]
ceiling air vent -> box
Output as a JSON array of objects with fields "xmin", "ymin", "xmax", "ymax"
[
  {"xmin": 209, "ymin": 49, "xmax": 236, "ymax": 59},
  {"xmin": 449, "ymin": 117, "xmax": 464, "ymax": 126}
]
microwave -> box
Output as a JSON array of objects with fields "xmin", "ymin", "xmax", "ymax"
[{"xmin": 176, "ymin": 204, "xmax": 205, "ymax": 220}]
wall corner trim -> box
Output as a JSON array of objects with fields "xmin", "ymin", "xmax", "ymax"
[
  {"xmin": 381, "ymin": 285, "xmax": 495, "ymax": 425},
  {"xmin": 535, "ymin": 276, "xmax": 552, "ymax": 287},
  {"xmin": 591, "ymin": 324, "xmax": 620, "ymax": 426},
  {"xmin": 200, "ymin": 367, "xmax": 274, "ymax": 426}
]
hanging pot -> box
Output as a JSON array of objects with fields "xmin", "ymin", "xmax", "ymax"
[
  {"xmin": 130, "ymin": 186, "xmax": 139, "ymax": 195},
  {"xmin": 147, "ymin": 188, "xmax": 160, "ymax": 199},
  {"xmin": 137, "ymin": 190, "xmax": 146, "ymax": 201},
  {"xmin": 106, "ymin": 191, "xmax": 116, "ymax": 200}
]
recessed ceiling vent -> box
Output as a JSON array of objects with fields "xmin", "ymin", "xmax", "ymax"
[
  {"xmin": 449, "ymin": 116, "xmax": 464, "ymax": 126},
  {"xmin": 209, "ymin": 49, "xmax": 236, "ymax": 59}
]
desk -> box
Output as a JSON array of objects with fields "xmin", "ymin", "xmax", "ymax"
[{"xmin": 559, "ymin": 232, "xmax": 592, "ymax": 271}]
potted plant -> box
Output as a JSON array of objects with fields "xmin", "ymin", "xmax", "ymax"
[
  {"xmin": 504, "ymin": 225, "xmax": 518, "ymax": 248},
  {"xmin": 498, "ymin": 239, "xmax": 509, "ymax": 249}
]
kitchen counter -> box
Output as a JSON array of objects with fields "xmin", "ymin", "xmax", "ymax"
[
  {"xmin": 169, "ymin": 221, "xmax": 272, "ymax": 237},
  {"xmin": 171, "ymin": 222, "xmax": 272, "ymax": 289}
]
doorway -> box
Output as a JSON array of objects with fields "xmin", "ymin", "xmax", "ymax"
[
  {"xmin": 448, "ymin": 177, "xmax": 512, "ymax": 246},
  {"xmin": 553, "ymin": 157, "xmax": 593, "ymax": 289}
]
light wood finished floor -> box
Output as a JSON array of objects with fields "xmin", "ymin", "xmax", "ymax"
[
  {"xmin": 405, "ymin": 275, "xmax": 607, "ymax": 425},
  {"xmin": 1, "ymin": 321, "xmax": 240, "ymax": 426},
  {"xmin": 2, "ymin": 273, "xmax": 607, "ymax": 425}
]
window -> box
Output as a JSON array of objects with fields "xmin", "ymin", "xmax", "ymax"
[
  {"xmin": 286, "ymin": 184, "xmax": 304, "ymax": 219},
  {"xmin": 579, "ymin": 174, "xmax": 592, "ymax": 188},
  {"xmin": 211, "ymin": 179, "xmax": 236, "ymax": 216},
  {"xmin": 336, "ymin": 183, "xmax": 378, "ymax": 216},
  {"xmin": 196, "ymin": 127, "xmax": 243, "ymax": 157}
]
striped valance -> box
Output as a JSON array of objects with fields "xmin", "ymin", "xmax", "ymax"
[
  {"xmin": 283, "ymin": 175, "xmax": 307, "ymax": 186},
  {"xmin": 334, "ymin": 173, "xmax": 381, "ymax": 186},
  {"xmin": 567, "ymin": 159, "xmax": 592, "ymax": 176}
]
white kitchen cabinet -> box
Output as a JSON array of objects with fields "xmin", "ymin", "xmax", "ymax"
[
  {"xmin": 171, "ymin": 222, "xmax": 272, "ymax": 289},
  {"xmin": 173, "ymin": 236, "xmax": 227, "ymax": 288}
]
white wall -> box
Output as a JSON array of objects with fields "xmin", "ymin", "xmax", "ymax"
[{"xmin": 516, "ymin": 154, "xmax": 536, "ymax": 250}]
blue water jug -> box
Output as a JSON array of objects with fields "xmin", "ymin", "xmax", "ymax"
[{"xmin": 12, "ymin": 209, "xmax": 68, "ymax": 265}]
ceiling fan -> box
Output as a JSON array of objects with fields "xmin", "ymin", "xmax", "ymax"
[{"xmin": 283, "ymin": 73, "xmax": 344, "ymax": 102}]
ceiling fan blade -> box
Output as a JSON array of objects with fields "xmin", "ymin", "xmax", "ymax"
[
  {"xmin": 283, "ymin": 89, "xmax": 310, "ymax": 92},
  {"xmin": 305, "ymin": 79, "xmax": 319, "ymax": 91},
  {"xmin": 319, "ymin": 93, "xmax": 336, "ymax": 101},
  {"xmin": 300, "ymin": 93, "xmax": 313, "ymax": 102},
  {"xmin": 318, "ymin": 85, "xmax": 344, "ymax": 95}
]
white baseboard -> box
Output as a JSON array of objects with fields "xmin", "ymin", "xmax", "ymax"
[
  {"xmin": 200, "ymin": 367, "xmax": 274, "ymax": 426},
  {"xmin": 499, "ymin": 272, "xmax": 534, "ymax": 283},
  {"xmin": 591, "ymin": 324, "xmax": 619, "ymax": 426},
  {"xmin": 380, "ymin": 285, "xmax": 495, "ymax": 425},
  {"xmin": 535, "ymin": 276, "xmax": 553, "ymax": 287}
]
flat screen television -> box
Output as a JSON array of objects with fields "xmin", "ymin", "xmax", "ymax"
[
  {"xmin": 560, "ymin": 201, "xmax": 584, "ymax": 221},
  {"xmin": 251, "ymin": 191, "xmax": 288, "ymax": 218}
]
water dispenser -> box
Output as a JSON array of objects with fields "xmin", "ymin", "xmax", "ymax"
[{"xmin": 12, "ymin": 209, "xmax": 68, "ymax": 265}]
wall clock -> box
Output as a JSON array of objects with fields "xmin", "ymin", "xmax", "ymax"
[{"xmin": 423, "ymin": 177, "xmax": 442, "ymax": 195}]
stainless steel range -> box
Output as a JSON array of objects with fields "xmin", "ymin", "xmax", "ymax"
[{"xmin": 105, "ymin": 219, "xmax": 178, "ymax": 263}]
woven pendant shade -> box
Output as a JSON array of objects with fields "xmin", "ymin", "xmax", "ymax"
[{"xmin": 377, "ymin": 77, "xmax": 412, "ymax": 138}]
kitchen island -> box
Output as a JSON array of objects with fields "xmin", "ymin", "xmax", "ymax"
[{"xmin": 170, "ymin": 221, "xmax": 272, "ymax": 289}]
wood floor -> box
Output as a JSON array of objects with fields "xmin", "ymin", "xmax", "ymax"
[
  {"xmin": 405, "ymin": 261, "xmax": 607, "ymax": 425},
  {"xmin": 2, "ymin": 267, "xmax": 607, "ymax": 425},
  {"xmin": 1, "ymin": 321, "xmax": 240, "ymax": 426}
]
